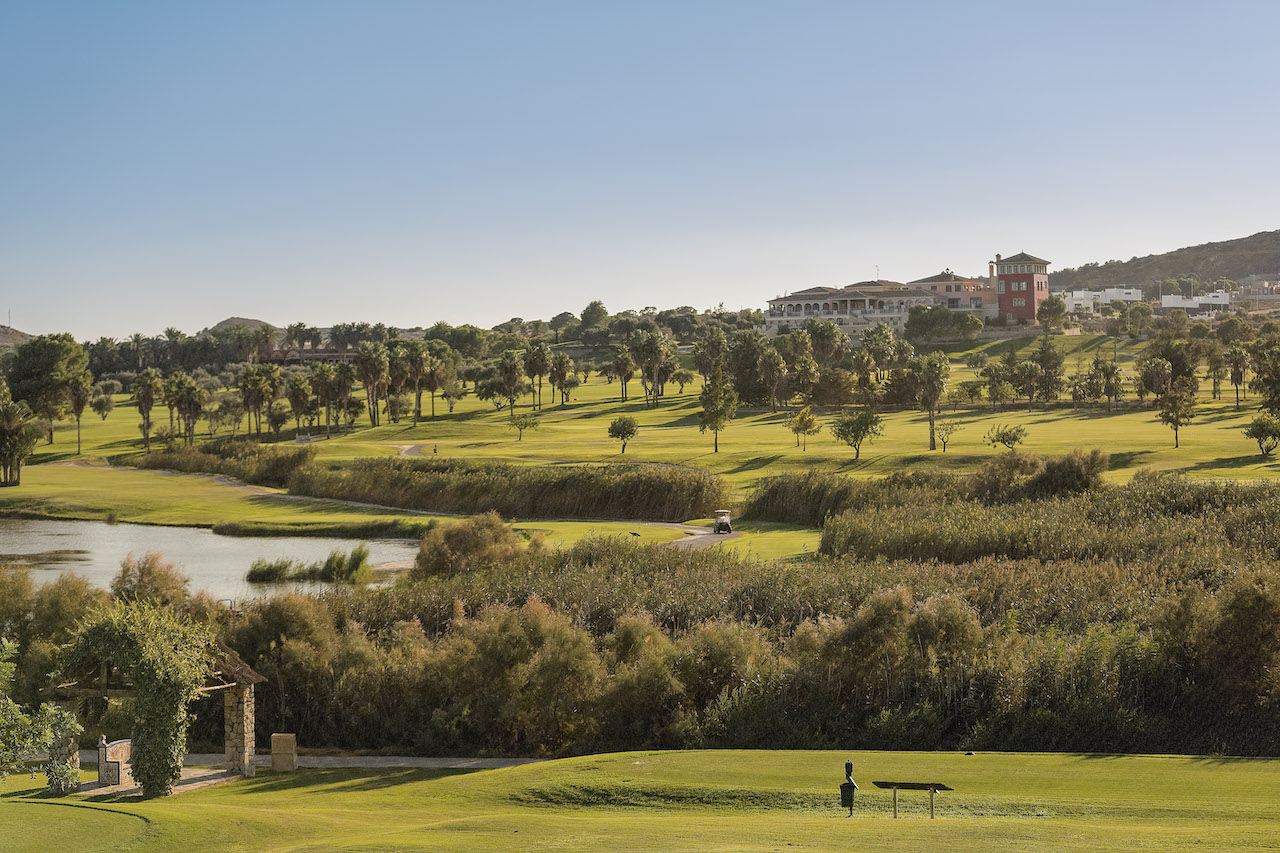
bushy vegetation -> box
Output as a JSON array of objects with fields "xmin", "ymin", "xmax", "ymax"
[
  {"xmin": 172, "ymin": 517, "xmax": 1280, "ymax": 756},
  {"xmin": 288, "ymin": 457, "xmax": 727, "ymax": 521},
  {"xmin": 61, "ymin": 603, "xmax": 212, "ymax": 797},
  {"xmin": 212, "ymin": 519, "xmax": 431, "ymax": 539},
  {"xmin": 246, "ymin": 546, "xmax": 373, "ymax": 584},
  {"xmin": 740, "ymin": 468, "xmax": 956, "ymax": 526},
  {"xmin": 411, "ymin": 513, "xmax": 535, "ymax": 578},
  {"xmin": 8, "ymin": 467, "xmax": 1280, "ymax": 759},
  {"xmin": 140, "ymin": 438, "xmax": 316, "ymax": 489},
  {"xmin": 819, "ymin": 469, "xmax": 1280, "ymax": 565}
]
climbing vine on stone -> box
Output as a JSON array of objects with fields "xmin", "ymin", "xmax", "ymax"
[{"xmin": 62, "ymin": 604, "xmax": 212, "ymax": 798}]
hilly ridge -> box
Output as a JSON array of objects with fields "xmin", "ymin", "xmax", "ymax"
[
  {"xmin": 1049, "ymin": 229, "xmax": 1280, "ymax": 291},
  {"xmin": 0, "ymin": 325, "xmax": 33, "ymax": 347}
]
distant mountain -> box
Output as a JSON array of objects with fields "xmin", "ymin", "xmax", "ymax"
[
  {"xmin": 198, "ymin": 317, "xmax": 277, "ymax": 338},
  {"xmin": 1049, "ymin": 229, "xmax": 1280, "ymax": 291},
  {"xmin": 0, "ymin": 325, "xmax": 33, "ymax": 347}
]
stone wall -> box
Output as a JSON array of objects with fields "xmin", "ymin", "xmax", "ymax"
[{"xmin": 224, "ymin": 684, "xmax": 256, "ymax": 777}]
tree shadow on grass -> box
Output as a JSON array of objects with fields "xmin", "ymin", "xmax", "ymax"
[
  {"xmin": 226, "ymin": 767, "xmax": 478, "ymax": 796},
  {"xmin": 1195, "ymin": 411, "xmax": 1254, "ymax": 424},
  {"xmin": 1183, "ymin": 454, "xmax": 1275, "ymax": 473},
  {"xmin": 724, "ymin": 455, "xmax": 782, "ymax": 475},
  {"xmin": 1108, "ymin": 450, "xmax": 1156, "ymax": 470}
]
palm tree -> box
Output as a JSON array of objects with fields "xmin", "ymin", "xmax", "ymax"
[
  {"xmin": 496, "ymin": 350, "xmax": 526, "ymax": 413},
  {"xmin": 913, "ymin": 351, "xmax": 951, "ymax": 450},
  {"xmin": 758, "ymin": 348, "xmax": 787, "ymax": 412},
  {"xmin": 399, "ymin": 340, "xmax": 427, "ymax": 420},
  {"xmin": 286, "ymin": 374, "xmax": 312, "ymax": 432},
  {"xmin": 422, "ymin": 353, "xmax": 447, "ymax": 419},
  {"xmin": 284, "ymin": 323, "xmax": 308, "ymax": 353},
  {"xmin": 134, "ymin": 368, "xmax": 163, "ymax": 452},
  {"xmin": 0, "ymin": 400, "xmax": 43, "ymax": 485},
  {"xmin": 628, "ymin": 330, "xmax": 674, "ymax": 408},
  {"xmin": 170, "ymin": 373, "xmax": 208, "ymax": 443},
  {"xmin": 128, "ymin": 333, "xmax": 146, "ymax": 369},
  {"xmin": 548, "ymin": 352, "xmax": 576, "ymax": 406},
  {"xmin": 309, "ymin": 363, "xmax": 336, "ymax": 438},
  {"xmin": 523, "ymin": 343, "xmax": 551, "ymax": 410},
  {"xmin": 612, "ymin": 349, "xmax": 635, "ymax": 403},
  {"xmin": 353, "ymin": 342, "xmax": 390, "ymax": 427},
  {"xmin": 334, "ymin": 362, "xmax": 357, "ymax": 432},
  {"xmin": 67, "ymin": 370, "xmax": 93, "ymax": 455},
  {"xmin": 1227, "ymin": 344, "xmax": 1250, "ymax": 409}
]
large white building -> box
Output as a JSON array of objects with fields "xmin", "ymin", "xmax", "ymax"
[
  {"xmin": 762, "ymin": 280, "xmax": 935, "ymax": 335},
  {"xmin": 1160, "ymin": 291, "xmax": 1233, "ymax": 313},
  {"xmin": 762, "ymin": 271, "xmax": 997, "ymax": 336},
  {"xmin": 1062, "ymin": 287, "xmax": 1145, "ymax": 314}
]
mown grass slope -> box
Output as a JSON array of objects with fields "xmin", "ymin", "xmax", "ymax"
[{"xmin": 4, "ymin": 749, "xmax": 1280, "ymax": 852}]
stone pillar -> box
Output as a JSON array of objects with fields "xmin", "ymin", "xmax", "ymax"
[
  {"xmin": 270, "ymin": 733, "xmax": 297, "ymax": 772},
  {"xmin": 224, "ymin": 683, "xmax": 255, "ymax": 778},
  {"xmin": 47, "ymin": 727, "xmax": 81, "ymax": 793}
]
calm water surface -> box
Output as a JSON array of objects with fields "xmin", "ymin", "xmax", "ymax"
[{"xmin": 0, "ymin": 518, "xmax": 418, "ymax": 601}]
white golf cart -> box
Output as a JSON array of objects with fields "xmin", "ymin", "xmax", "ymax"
[{"xmin": 712, "ymin": 510, "xmax": 733, "ymax": 534}]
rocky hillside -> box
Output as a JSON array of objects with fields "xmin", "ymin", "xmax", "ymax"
[
  {"xmin": 1049, "ymin": 229, "xmax": 1280, "ymax": 291},
  {"xmin": 198, "ymin": 317, "xmax": 277, "ymax": 337},
  {"xmin": 0, "ymin": 325, "xmax": 33, "ymax": 347}
]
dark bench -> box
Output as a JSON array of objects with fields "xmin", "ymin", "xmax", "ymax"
[{"xmin": 871, "ymin": 781, "xmax": 953, "ymax": 818}]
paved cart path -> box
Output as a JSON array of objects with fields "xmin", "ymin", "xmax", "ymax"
[{"xmin": 78, "ymin": 750, "xmax": 542, "ymax": 770}]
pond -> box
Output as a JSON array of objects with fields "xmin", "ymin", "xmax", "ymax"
[{"xmin": 0, "ymin": 518, "xmax": 419, "ymax": 602}]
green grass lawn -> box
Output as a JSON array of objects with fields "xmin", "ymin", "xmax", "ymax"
[
  {"xmin": 30, "ymin": 335, "xmax": 1274, "ymax": 495},
  {"xmin": 4, "ymin": 749, "xmax": 1279, "ymax": 852},
  {"xmin": 0, "ymin": 464, "xmax": 685, "ymax": 547},
  {"xmin": 11, "ymin": 332, "xmax": 1275, "ymax": 563}
]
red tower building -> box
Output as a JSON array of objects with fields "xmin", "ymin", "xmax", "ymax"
[{"xmin": 992, "ymin": 252, "xmax": 1051, "ymax": 323}]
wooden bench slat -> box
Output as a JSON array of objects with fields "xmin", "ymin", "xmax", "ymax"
[{"xmin": 871, "ymin": 781, "xmax": 953, "ymax": 791}]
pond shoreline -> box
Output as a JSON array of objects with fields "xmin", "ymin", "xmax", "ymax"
[{"xmin": 0, "ymin": 517, "xmax": 421, "ymax": 601}]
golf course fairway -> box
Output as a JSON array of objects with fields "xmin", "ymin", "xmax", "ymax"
[{"xmin": 3, "ymin": 749, "xmax": 1278, "ymax": 852}]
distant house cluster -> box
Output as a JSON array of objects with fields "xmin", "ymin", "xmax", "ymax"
[
  {"xmin": 762, "ymin": 251, "xmax": 1051, "ymax": 336},
  {"xmin": 1062, "ymin": 287, "xmax": 1145, "ymax": 315}
]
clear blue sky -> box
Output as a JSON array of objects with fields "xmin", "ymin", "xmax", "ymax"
[{"xmin": 2, "ymin": 1, "xmax": 1277, "ymax": 339}]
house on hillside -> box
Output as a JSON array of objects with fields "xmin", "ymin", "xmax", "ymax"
[
  {"xmin": 909, "ymin": 271, "xmax": 1000, "ymax": 321},
  {"xmin": 1062, "ymin": 287, "xmax": 1145, "ymax": 315},
  {"xmin": 993, "ymin": 252, "xmax": 1051, "ymax": 323},
  {"xmin": 762, "ymin": 281, "xmax": 938, "ymax": 336},
  {"xmin": 1160, "ymin": 291, "xmax": 1233, "ymax": 313}
]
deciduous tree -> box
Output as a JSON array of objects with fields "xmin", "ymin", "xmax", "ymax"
[
  {"xmin": 608, "ymin": 416, "xmax": 638, "ymax": 453},
  {"xmin": 829, "ymin": 410, "xmax": 882, "ymax": 459},
  {"xmin": 1158, "ymin": 376, "xmax": 1198, "ymax": 448}
]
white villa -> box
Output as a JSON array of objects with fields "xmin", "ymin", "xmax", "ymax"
[
  {"xmin": 762, "ymin": 271, "xmax": 997, "ymax": 336},
  {"xmin": 1160, "ymin": 291, "xmax": 1233, "ymax": 313},
  {"xmin": 1062, "ymin": 287, "xmax": 1145, "ymax": 314}
]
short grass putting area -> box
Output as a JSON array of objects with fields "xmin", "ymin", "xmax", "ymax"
[{"xmin": 4, "ymin": 749, "xmax": 1279, "ymax": 851}]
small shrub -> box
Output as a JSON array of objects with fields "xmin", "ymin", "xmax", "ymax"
[
  {"xmin": 111, "ymin": 552, "xmax": 190, "ymax": 607},
  {"xmin": 412, "ymin": 512, "xmax": 528, "ymax": 578},
  {"xmin": 246, "ymin": 558, "xmax": 298, "ymax": 583}
]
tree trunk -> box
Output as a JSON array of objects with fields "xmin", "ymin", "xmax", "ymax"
[
  {"xmin": 714, "ymin": 431, "xmax": 719, "ymax": 453},
  {"xmin": 76, "ymin": 417, "xmax": 82, "ymax": 455},
  {"xmin": 928, "ymin": 407, "xmax": 937, "ymax": 450}
]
